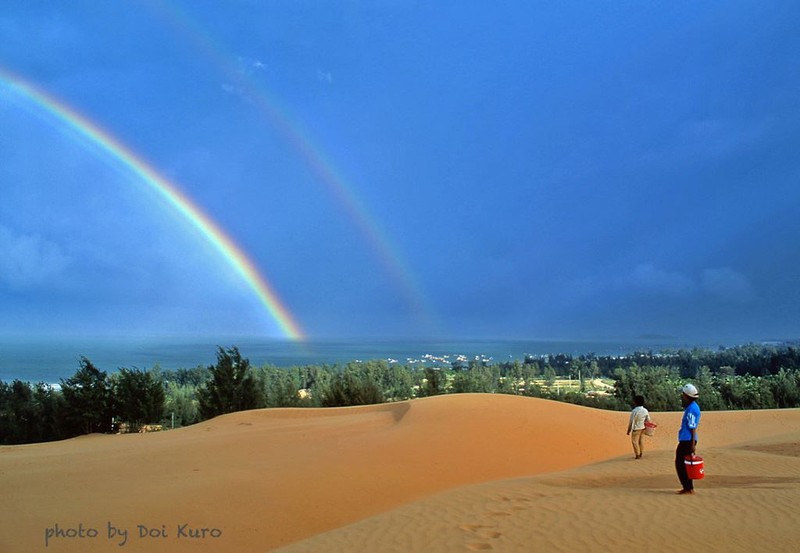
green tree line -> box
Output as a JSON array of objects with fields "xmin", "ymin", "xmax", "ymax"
[{"xmin": 3, "ymin": 343, "xmax": 800, "ymax": 445}]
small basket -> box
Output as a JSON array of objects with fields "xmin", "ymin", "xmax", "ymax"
[{"xmin": 644, "ymin": 421, "xmax": 657, "ymax": 437}]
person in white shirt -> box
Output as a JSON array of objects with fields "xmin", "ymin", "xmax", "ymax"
[{"xmin": 626, "ymin": 395, "xmax": 650, "ymax": 459}]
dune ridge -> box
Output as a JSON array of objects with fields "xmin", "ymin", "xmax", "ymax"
[{"xmin": 2, "ymin": 394, "xmax": 799, "ymax": 552}]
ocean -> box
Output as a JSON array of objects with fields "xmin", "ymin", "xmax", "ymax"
[{"xmin": 0, "ymin": 336, "xmax": 717, "ymax": 384}]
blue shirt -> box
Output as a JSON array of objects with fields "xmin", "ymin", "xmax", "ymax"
[{"xmin": 679, "ymin": 400, "xmax": 701, "ymax": 441}]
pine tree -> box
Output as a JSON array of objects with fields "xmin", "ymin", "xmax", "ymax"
[
  {"xmin": 197, "ymin": 347, "xmax": 262, "ymax": 419},
  {"xmin": 60, "ymin": 357, "xmax": 111, "ymax": 436}
]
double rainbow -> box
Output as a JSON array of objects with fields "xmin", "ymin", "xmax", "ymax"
[{"xmin": 145, "ymin": 0, "xmax": 438, "ymax": 331}]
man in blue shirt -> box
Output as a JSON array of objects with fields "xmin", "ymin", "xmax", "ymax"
[{"xmin": 676, "ymin": 383, "xmax": 701, "ymax": 494}]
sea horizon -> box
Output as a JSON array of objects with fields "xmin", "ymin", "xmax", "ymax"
[{"xmin": 0, "ymin": 334, "xmax": 783, "ymax": 384}]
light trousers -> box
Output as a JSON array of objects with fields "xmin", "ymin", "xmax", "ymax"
[{"xmin": 630, "ymin": 429, "xmax": 645, "ymax": 457}]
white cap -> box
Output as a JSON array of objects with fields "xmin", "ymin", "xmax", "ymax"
[{"xmin": 682, "ymin": 383, "xmax": 699, "ymax": 398}]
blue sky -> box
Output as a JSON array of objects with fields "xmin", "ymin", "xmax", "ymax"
[{"xmin": 1, "ymin": 1, "xmax": 799, "ymax": 343}]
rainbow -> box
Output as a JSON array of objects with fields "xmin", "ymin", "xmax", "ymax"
[
  {"xmin": 0, "ymin": 66, "xmax": 305, "ymax": 340},
  {"xmin": 145, "ymin": 1, "xmax": 438, "ymax": 331}
]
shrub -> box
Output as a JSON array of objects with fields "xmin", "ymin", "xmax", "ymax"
[{"xmin": 321, "ymin": 371, "xmax": 384, "ymax": 407}]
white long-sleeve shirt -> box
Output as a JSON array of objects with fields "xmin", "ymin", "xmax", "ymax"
[{"xmin": 628, "ymin": 405, "xmax": 650, "ymax": 431}]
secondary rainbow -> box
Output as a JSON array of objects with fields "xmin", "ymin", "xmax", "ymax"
[
  {"xmin": 145, "ymin": 0, "xmax": 438, "ymax": 332},
  {"xmin": 0, "ymin": 66, "xmax": 305, "ymax": 340}
]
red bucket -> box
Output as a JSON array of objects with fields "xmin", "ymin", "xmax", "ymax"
[{"xmin": 684, "ymin": 454, "xmax": 705, "ymax": 480}]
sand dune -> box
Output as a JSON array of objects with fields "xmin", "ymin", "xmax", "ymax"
[{"xmin": 2, "ymin": 394, "xmax": 799, "ymax": 552}]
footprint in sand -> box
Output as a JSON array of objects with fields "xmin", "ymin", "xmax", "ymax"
[
  {"xmin": 459, "ymin": 524, "xmax": 491, "ymax": 532},
  {"xmin": 495, "ymin": 496, "xmax": 532, "ymax": 512},
  {"xmin": 459, "ymin": 523, "xmax": 503, "ymax": 548}
]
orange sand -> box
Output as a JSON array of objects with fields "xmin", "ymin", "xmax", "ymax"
[{"xmin": 1, "ymin": 394, "xmax": 799, "ymax": 552}]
